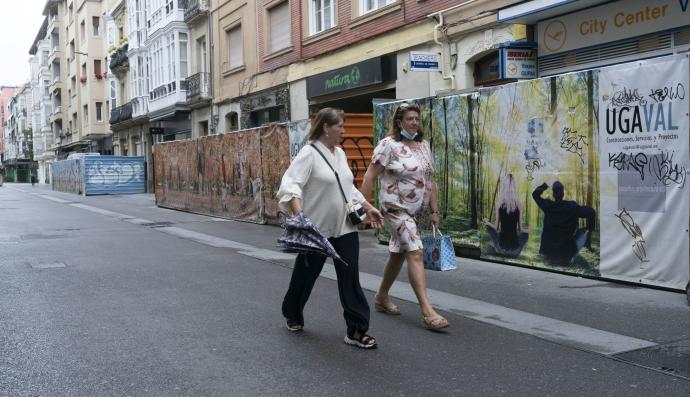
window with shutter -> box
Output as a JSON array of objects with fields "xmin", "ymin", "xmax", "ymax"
[
  {"xmin": 226, "ymin": 26, "xmax": 243, "ymax": 70},
  {"xmin": 268, "ymin": 2, "xmax": 290, "ymax": 53}
]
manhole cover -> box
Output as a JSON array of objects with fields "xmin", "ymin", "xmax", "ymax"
[
  {"xmin": 615, "ymin": 338, "xmax": 690, "ymax": 379},
  {"xmin": 30, "ymin": 262, "xmax": 67, "ymax": 269}
]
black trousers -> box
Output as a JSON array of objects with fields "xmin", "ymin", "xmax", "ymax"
[{"xmin": 281, "ymin": 232, "xmax": 370, "ymax": 335}]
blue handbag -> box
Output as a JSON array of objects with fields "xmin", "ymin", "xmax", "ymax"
[{"xmin": 422, "ymin": 226, "xmax": 457, "ymax": 271}]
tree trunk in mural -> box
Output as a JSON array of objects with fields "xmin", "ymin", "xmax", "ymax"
[
  {"xmin": 550, "ymin": 76, "xmax": 558, "ymax": 116},
  {"xmin": 443, "ymin": 98, "xmax": 450, "ymax": 218},
  {"xmin": 586, "ymin": 70, "xmax": 595, "ymax": 208},
  {"xmin": 468, "ymin": 96, "xmax": 478, "ymax": 229}
]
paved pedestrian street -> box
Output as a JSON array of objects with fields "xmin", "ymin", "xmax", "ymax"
[{"xmin": 1, "ymin": 184, "xmax": 689, "ymax": 396}]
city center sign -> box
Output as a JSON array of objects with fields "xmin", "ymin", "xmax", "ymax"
[{"xmin": 537, "ymin": 0, "xmax": 690, "ymax": 55}]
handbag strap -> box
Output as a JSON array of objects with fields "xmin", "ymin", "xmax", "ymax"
[{"xmin": 310, "ymin": 143, "xmax": 348, "ymax": 205}]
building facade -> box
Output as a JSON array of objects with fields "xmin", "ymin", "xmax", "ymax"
[{"xmin": 30, "ymin": 17, "xmax": 56, "ymax": 184}]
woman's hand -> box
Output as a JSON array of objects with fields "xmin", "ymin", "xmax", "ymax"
[
  {"xmin": 366, "ymin": 207, "xmax": 384, "ymax": 229},
  {"xmin": 430, "ymin": 212, "xmax": 440, "ymax": 227}
]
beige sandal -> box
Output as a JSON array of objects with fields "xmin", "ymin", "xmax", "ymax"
[
  {"xmin": 422, "ymin": 315, "xmax": 449, "ymax": 330},
  {"xmin": 374, "ymin": 295, "xmax": 401, "ymax": 315}
]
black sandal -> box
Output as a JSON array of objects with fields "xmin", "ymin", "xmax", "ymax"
[{"xmin": 344, "ymin": 331, "xmax": 377, "ymax": 349}]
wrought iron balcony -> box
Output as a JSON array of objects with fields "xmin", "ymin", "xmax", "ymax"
[
  {"xmin": 109, "ymin": 102, "xmax": 133, "ymax": 125},
  {"xmin": 109, "ymin": 44, "xmax": 129, "ymax": 75},
  {"xmin": 185, "ymin": 72, "xmax": 210, "ymax": 102},
  {"xmin": 184, "ymin": 0, "xmax": 209, "ymax": 23}
]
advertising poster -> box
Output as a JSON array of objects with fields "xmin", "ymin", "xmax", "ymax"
[
  {"xmin": 287, "ymin": 119, "xmax": 311, "ymax": 160},
  {"xmin": 598, "ymin": 55, "xmax": 690, "ymax": 289},
  {"xmin": 472, "ymin": 72, "xmax": 601, "ymax": 275}
]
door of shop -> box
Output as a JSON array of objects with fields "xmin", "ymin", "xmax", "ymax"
[{"xmin": 342, "ymin": 113, "xmax": 374, "ymax": 199}]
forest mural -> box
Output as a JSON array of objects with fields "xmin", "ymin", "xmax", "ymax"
[{"xmin": 374, "ymin": 70, "xmax": 601, "ymax": 276}]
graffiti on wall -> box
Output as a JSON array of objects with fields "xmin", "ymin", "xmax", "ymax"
[{"xmin": 84, "ymin": 157, "xmax": 146, "ymax": 195}]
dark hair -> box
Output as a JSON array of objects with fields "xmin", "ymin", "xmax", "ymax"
[
  {"xmin": 552, "ymin": 181, "xmax": 564, "ymax": 201},
  {"xmin": 388, "ymin": 103, "xmax": 424, "ymax": 142},
  {"xmin": 309, "ymin": 107, "xmax": 345, "ymax": 141}
]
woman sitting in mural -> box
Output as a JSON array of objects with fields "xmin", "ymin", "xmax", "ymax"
[
  {"xmin": 360, "ymin": 103, "xmax": 449, "ymax": 331},
  {"xmin": 485, "ymin": 173, "xmax": 529, "ymax": 257},
  {"xmin": 277, "ymin": 107, "xmax": 384, "ymax": 349}
]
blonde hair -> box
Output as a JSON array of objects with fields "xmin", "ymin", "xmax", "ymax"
[{"xmin": 498, "ymin": 173, "xmax": 519, "ymax": 214}]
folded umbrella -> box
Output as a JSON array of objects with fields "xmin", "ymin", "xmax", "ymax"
[{"xmin": 277, "ymin": 212, "xmax": 346, "ymax": 265}]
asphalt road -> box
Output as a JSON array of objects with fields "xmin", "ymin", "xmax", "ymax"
[{"xmin": 1, "ymin": 184, "xmax": 689, "ymax": 396}]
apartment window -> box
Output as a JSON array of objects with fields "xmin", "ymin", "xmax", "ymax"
[
  {"xmin": 310, "ymin": 0, "xmax": 335, "ymax": 35},
  {"xmin": 96, "ymin": 102, "xmax": 103, "ymax": 122},
  {"xmin": 360, "ymin": 0, "xmax": 394, "ymax": 15},
  {"xmin": 225, "ymin": 26, "xmax": 243, "ymax": 70},
  {"xmin": 69, "ymin": 41, "xmax": 75, "ymax": 59},
  {"xmin": 92, "ymin": 17, "xmax": 100, "ymax": 36},
  {"xmin": 110, "ymin": 80, "xmax": 117, "ymax": 109},
  {"xmin": 268, "ymin": 2, "xmax": 290, "ymax": 53},
  {"xmin": 94, "ymin": 60, "xmax": 102, "ymax": 78},
  {"xmin": 71, "ymin": 77, "xmax": 76, "ymax": 92},
  {"xmin": 80, "ymin": 20, "xmax": 86, "ymax": 41},
  {"xmin": 83, "ymin": 105, "xmax": 88, "ymax": 126},
  {"xmin": 197, "ymin": 36, "xmax": 207, "ymax": 73},
  {"xmin": 179, "ymin": 33, "xmax": 188, "ymax": 79}
]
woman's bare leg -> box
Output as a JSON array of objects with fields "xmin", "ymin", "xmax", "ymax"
[
  {"xmin": 406, "ymin": 250, "xmax": 439, "ymax": 318},
  {"xmin": 376, "ymin": 252, "xmax": 405, "ymax": 299}
]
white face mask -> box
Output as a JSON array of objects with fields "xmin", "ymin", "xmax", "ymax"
[{"xmin": 400, "ymin": 129, "xmax": 417, "ymax": 140}]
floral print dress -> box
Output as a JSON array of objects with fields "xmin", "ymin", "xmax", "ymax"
[{"xmin": 372, "ymin": 137, "xmax": 435, "ymax": 253}]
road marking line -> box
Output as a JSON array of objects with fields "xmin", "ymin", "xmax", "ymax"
[
  {"xmin": 39, "ymin": 195, "xmax": 72, "ymax": 204},
  {"xmin": 31, "ymin": 191, "xmax": 658, "ymax": 356}
]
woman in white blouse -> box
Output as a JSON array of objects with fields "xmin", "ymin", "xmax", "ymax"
[{"xmin": 277, "ymin": 108, "xmax": 384, "ymax": 349}]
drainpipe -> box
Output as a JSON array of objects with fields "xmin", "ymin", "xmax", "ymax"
[
  {"xmin": 428, "ymin": 0, "xmax": 479, "ymax": 91},
  {"xmin": 207, "ymin": 1, "xmax": 215, "ymax": 134}
]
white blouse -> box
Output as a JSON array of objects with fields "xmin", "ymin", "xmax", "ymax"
[{"xmin": 277, "ymin": 140, "xmax": 366, "ymax": 238}]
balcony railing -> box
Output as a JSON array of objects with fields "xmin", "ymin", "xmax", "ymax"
[
  {"xmin": 109, "ymin": 44, "xmax": 129, "ymax": 74},
  {"xmin": 184, "ymin": 0, "xmax": 209, "ymax": 22},
  {"xmin": 109, "ymin": 102, "xmax": 133, "ymax": 125},
  {"xmin": 185, "ymin": 72, "xmax": 210, "ymax": 101}
]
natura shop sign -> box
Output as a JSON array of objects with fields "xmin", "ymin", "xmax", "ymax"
[
  {"xmin": 537, "ymin": 0, "xmax": 690, "ymax": 55},
  {"xmin": 306, "ymin": 57, "xmax": 384, "ymax": 98}
]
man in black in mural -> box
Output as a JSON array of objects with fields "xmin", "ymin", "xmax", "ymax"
[{"xmin": 532, "ymin": 181, "xmax": 596, "ymax": 265}]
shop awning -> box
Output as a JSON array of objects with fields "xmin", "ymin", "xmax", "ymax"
[{"xmin": 497, "ymin": 0, "xmax": 610, "ymax": 23}]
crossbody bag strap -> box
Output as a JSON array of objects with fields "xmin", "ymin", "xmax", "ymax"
[{"xmin": 310, "ymin": 143, "xmax": 348, "ymax": 204}]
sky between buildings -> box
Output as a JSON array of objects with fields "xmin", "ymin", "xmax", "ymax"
[{"xmin": 0, "ymin": 0, "xmax": 49, "ymax": 86}]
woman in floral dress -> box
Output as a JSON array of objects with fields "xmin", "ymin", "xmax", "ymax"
[{"xmin": 360, "ymin": 103, "xmax": 449, "ymax": 330}]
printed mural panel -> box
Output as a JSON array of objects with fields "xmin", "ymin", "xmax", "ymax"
[
  {"xmin": 154, "ymin": 123, "xmax": 305, "ymax": 225},
  {"xmin": 598, "ymin": 55, "xmax": 690, "ymax": 289},
  {"xmin": 51, "ymin": 159, "xmax": 83, "ymax": 195},
  {"xmin": 261, "ymin": 124, "xmax": 292, "ymax": 225},
  {"xmin": 474, "ymin": 72, "xmax": 601, "ymax": 275},
  {"xmin": 433, "ymin": 95, "xmax": 480, "ymax": 249}
]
